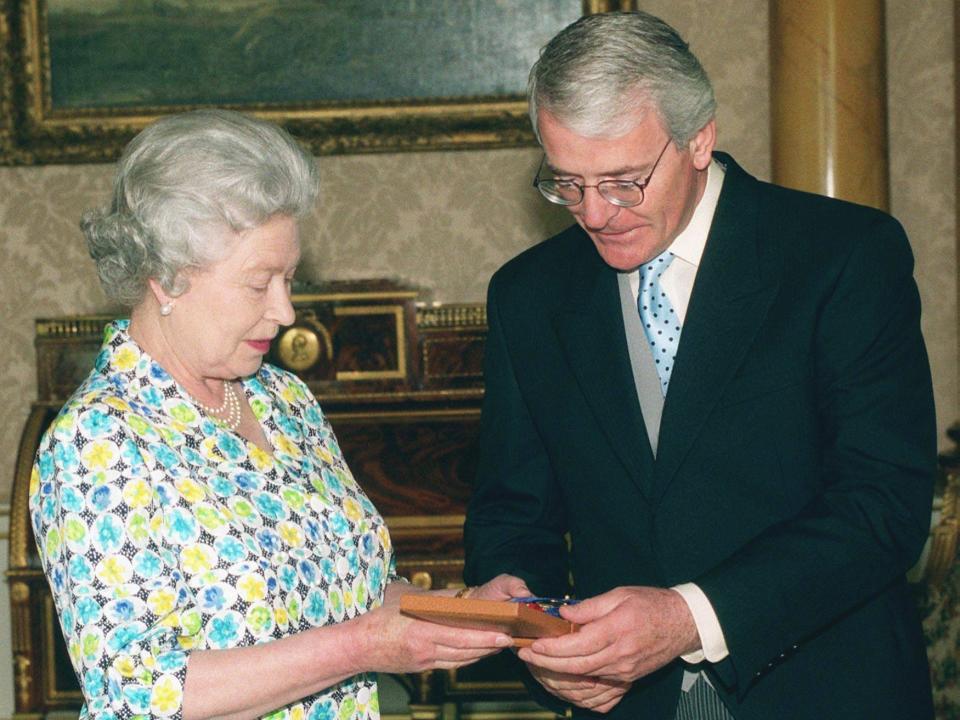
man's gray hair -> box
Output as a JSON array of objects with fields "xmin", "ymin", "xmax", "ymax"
[
  {"xmin": 528, "ymin": 11, "xmax": 716, "ymax": 144},
  {"xmin": 82, "ymin": 108, "xmax": 320, "ymax": 306}
]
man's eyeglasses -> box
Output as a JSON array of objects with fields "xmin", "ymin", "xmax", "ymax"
[{"xmin": 532, "ymin": 138, "xmax": 672, "ymax": 208}]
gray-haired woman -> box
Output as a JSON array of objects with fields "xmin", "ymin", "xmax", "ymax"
[{"xmin": 29, "ymin": 109, "xmax": 527, "ymax": 720}]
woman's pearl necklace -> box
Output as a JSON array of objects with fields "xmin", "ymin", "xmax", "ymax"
[{"xmin": 194, "ymin": 381, "xmax": 242, "ymax": 431}]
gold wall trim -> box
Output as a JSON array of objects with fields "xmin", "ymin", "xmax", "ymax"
[
  {"xmin": 416, "ymin": 304, "xmax": 487, "ymax": 330},
  {"xmin": 386, "ymin": 515, "xmax": 464, "ymax": 530},
  {"xmin": 35, "ymin": 317, "xmax": 112, "ymax": 338},
  {"xmin": 0, "ymin": 503, "xmax": 9, "ymax": 541}
]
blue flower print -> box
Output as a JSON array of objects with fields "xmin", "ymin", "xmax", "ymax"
[
  {"xmin": 216, "ymin": 432, "xmax": 244, "ymax": 460},
  {"xmin": 165, "ymin": 508, "xmax": 200, "ymax": 544},
  {"xmin": 276, "ymin": 414, "xmax": 301, "ymax": 439},
  {"xmin": 214, "ymin": 536, "xmax": 246, "ymax": 563},
  {"xmin": 106, "ymin": 622, "xmax": 146, "ymax": 653},
  {"xmin": 149, "ymin": 443, "xmax": 181, "ymax": 471},
  {"xmin": 207, "ymin": 611, "xmax": 243, "ymax": 649},
  {"xmin": 306, "ymin": 698, "xmax": 336, "ymax": 720},
  {"xmin": 60, "ymin": 486, "xmax": 84, "ymax": 513},
  {"xmin": 123, "ymin": 685, "xmax": 152, "ymax": 714},
  {"xmin": 346, "ymin": 549, "xmax": 359, "ymax": 575},
  {"xmin": 255, "ymin": 528, "xmax": 282, "ymax": 554},
  {"xmin": 329, "ymin": 512, "xmax": 350, "ymax": 537},
  {"xmin": 234, "ymin": 472, "xmax": 262, "ymax": 492},
  {"xmin": 50, "ymin": 566, "xmax": 67, "ymax": 594},
  {"xmin": 149, "ymin": 363, "xmax": 171, "ymax": 383},
  {"xmin": 304, "ymin": 518, "xmax": 322, "ymax": 543},
  {"xmin": 156, "ymin": 650, "xmax": 186, "ymax": 672},
  {"xmin": 132, "ymin": 550, "xmax": 162, "ymax": 578},
  {"xmin": 253, "ymin": 492, "xmax": 286, "ymax": 521},
  {"xmin": 297, "ymin": 559, "xmax": 319, "ymax": 585},
  {"xmin": 93, "ymin": 348, "xmax": 109, "ymax": 372},
  {"xmin": 182, "ymin": 446, "xmax": 206, "ymax": 467},
  {"xmin": 93, "ymin": 514, "xmax": 124, "ymax": 554},
  {"xmin": 303, "ymin": 405, "xmax": 323, "ymax": 427},
  {"xmin": 120, "ymin": 439, "xmax": 143, "ymax": 469},
  {"xmin": 198, "ymin": 584, "xmax": 231, "ymax": 612},
  {"xmin": 321, "ymin": 468, "xmax": 343, "ymax": 496},
  {"xmin": 75, "ymin": 597, "xmax": 101, "ymax": 625},
  {"xmin": 104, "ymin": 598, "xmax": 137, "ymax": 623},
  {"xmin": 360, "ymin": 532, "xmax": 377, "ymax": 559},
  {"xmin": 368, "ymin": 562, "xmax": 383, "ymax": 596},
  {"xmin": 54, "ymin": 442, "xmax": 80, "ymax": 471},
  {"xmin": 87, "ymin": 484, "xmax": 118, "ymax": 513},
  {"xmin": 278, "ymin": 565, "xmax": 297, "ymax": 592},
  {"xmin": 139, "ymin": 385, "xmax": 163, "ymax": 409},
  {"xmin": 80, "ymin": 409, "xmax": 117, "ymax": 438},
  {"xmin": 304, "ymin": 589, "xmax": 327, "ymax": 624},
  {"xmin": 209, "ymin": 475, "xmax": 236, "ymax": 497},
  {"xmin": 320, "ymin": 558, "xmax": 336, "ymax": 583},
  {"xmin": 83, "ymin": 667, "xmax": 105, "ymax": 697},
  {"xmin": 69, "ymin": 555, "xmax": 94, "ymax": 583},
  {"xmin": 37, "ymin": 451, "xmax": 54, "ymax": 481},
  {"xmin": 107, "ymin": 672, "xmax": 122, "ymax": 702}
]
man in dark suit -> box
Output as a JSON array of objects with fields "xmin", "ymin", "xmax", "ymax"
[{"xmin": 463, "ymin": 11, "xmax": 936, "ymax": 720}]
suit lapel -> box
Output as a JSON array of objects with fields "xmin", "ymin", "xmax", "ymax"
[
  {"xmin": 552, "ymin": 242, "xmax": 656, "ymax": 500},
  {"xmin": 653, "ymin": 155, "xmax": 779, "ymax": 501}
]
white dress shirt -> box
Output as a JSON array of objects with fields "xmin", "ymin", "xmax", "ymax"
[{"xmin": 626, "ymin": 160, "xmax": 730, "ymax": 683}]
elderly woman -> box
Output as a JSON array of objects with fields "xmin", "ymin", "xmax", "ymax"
[{"xmin": 29, "ymin": 109, "xmax": 528, "ymax": 720}]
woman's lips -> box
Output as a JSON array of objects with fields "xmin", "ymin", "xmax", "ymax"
[{"xmin": 246, "ymin": 340, "xmax": 272, "ymax": 353}]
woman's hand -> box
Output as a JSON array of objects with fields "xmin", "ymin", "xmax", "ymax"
[
  {"xmin": 349, "ymin": 578, "xmax": 525, "ymax": 674},
  {"xmin": 467, "ymin": 573, "xmax": 532, "ymax": 601}
]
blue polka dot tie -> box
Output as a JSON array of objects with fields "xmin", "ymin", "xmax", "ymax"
[{"xmin": 638, "ymin": 251, "xmax": 682, "ymax": 395}]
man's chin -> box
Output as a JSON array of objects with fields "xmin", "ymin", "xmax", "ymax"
[{"xmin": 594, "ymin": 244, "xmax": 648, "ymax": 273}]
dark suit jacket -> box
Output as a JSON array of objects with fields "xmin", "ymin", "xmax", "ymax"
[{"xmin": 464, "ymin": 153, "xmax": 936, "ymax": 719}]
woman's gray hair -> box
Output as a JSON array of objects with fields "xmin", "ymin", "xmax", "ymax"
[
  {"xmin": 528, "ymin": 11, "xmax": 716, "ymax": 145},
  {"xmin": 82, "ymin": 108, "xmax": 320, "ymax": 306}
]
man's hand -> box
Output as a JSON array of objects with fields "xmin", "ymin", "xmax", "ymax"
[
  {"xmin": 517, "ymin": 586, "xmax": 700, "ymax": 683},
  {"xmin": 527, "ymin": 664, "xmax": 631, "ymax": 714}
]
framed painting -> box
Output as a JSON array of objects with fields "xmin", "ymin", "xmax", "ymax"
[{"xmin": 0, "ymin": 0, "xmax": 636, "ymax": 164}]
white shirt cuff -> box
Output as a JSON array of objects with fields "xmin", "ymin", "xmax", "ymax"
[{"xmin": 671, "ymin": 583, "xmax": 730, "ymax": 664}]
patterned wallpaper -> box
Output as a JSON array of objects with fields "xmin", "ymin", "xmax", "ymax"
[{"xmin": 0, "ymin": 0, "xmax": 954, "ymax": 503}]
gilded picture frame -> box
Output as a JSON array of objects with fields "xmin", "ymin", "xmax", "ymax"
[{"xmin": 0, "ymin": 0, "xmax": 636, "ymax": 165}]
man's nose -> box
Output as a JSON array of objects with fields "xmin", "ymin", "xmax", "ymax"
[{"xmin": 577, "ymin": 187, "xmax": 619, "ymax": 229}]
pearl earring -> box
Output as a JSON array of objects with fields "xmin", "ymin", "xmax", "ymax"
[{"xmin": 160, "ymin": 303, "xmax": 173, "ymax": 316}]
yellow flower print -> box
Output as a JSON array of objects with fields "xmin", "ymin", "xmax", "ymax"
[
  {"xmin": 81, "ymin": 440, "xmax": 120, "ymax": 470},
  {"xmin": 278, "ymin": 521, "xmax": 305, "ymax": 548},
  {"xmin": 249, "ymin": 445, "xmax": 273, "ymax": 471},
  {"xmin": 316, "ymin": 446, "xmax": 334, "ymax": 465},
  {"xmin": 159, "ymin": 612, "xmax": 180, "ymax": 629},
  {"xmin": 274, "ymin": 604, "xmax": 289, "ymax": 629},
  {"xmin": 112, "ymin": 345, "xmax": 139, "ymax": 371},
  {"xmin": 199, "ymin": 438, "xmax": 226, "ymax": 463},
  {"xmin": 44, "ymin": 527, "xmax": 62, "ymax": 559},
  {"xmin": 175, "ymin": 478, "xmax": 205, "ymax": 503},
  {"xmin": 275, "ymin": 435, "xmax": 301, "ymax": 457},
  {"xmin": 113, "ymin": 655, "xmax": 136, "ymax": 678},
  {"xmin": 281, "ymin": 386, "xmax": 297, "ymax": 404},
  {"xmin": 150, "ymin": 674, "xmax": 183, "ymax": 717},
  {"xmin": 104, "ymin": 396, "xmax": 130, "ymax": 413},
  {"xmin": 123, "ymin": 478, "xmax": 153, "ymax": 508},
  {"xmin": 343, "ymin": 497, "xmax": 362, "ymax": 523},
  {"xmin": 237, "ymin": 573, "xmax": 267, "ymax": 602},
  {"xmin": 195, "ymin": 504, "xmax": 228, "ymax": 534},
  {"xmin": 96, "ymin": 555, "xmax": 133, "ymax": 586},
  {"xmin": 290, "ymin": 704, "xmax": 305, "ymax": 720},
  {"xmin": 377, "ymin": 525, "xmax": 392, "ymax": 552},
  {"xmin": 180, "ymin": 544, "xmax": 216, "ymax": 573},
  {"xmin": 29, "ymin": 466, "xmax": 39, "ymax": 496},
  {"xmin": 147, "ymin": 588, "xmax": 177, "ymax": 616}
]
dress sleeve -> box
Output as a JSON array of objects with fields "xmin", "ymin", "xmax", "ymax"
[{"xmin": 30, "ymin": 400, "xmax": 199, "ymax": 720}]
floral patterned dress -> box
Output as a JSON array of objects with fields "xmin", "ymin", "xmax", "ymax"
[{"xmin": 29, "ymin": 320, "xmax": 396, "ymax": 720}]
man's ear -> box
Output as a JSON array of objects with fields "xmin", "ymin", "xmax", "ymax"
[{"xmin": 689, "ymin": 119, "xmax": 717, "ymax": 171}]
